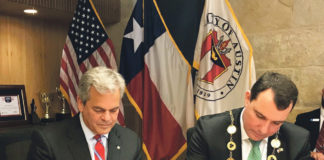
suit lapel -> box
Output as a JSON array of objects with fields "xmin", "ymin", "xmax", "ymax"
[
  {"xmin": 308, "ymin": 109, "xmax": 320, "ymax": 149},
  {"xmin": 67, "ymin": 116, "xmax": 91, "ymax": 160},
  {"xmin": 267, "ymin": 129, "xmax": 288, "ymax": 160},
  {"xmin": 107, "ymin": 125, "xmax": 120, "ymax": 160},
  {"xmin": 310, "ymin": 109, "xmax": 320, "ymax": 133},
  {"xmin": 232, "ymin": 108, "xmax": 242, "ymax": 160},
  {"xmin": 310, "ymin": 109, "xmax": 320, "ymax": 130}
]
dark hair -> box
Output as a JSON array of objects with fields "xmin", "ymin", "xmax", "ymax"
[{"xmin": 250, "ymin": 72, "xmax": 298, "ymax": 110}]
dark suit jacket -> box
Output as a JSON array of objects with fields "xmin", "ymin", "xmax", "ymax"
[
  {"xmin": 295, "ymin": 108, "xmax": 320, "ymax": 150},
  {"xmin": 187, "ymin": 108, "xmax": 311, "ymax": 160},
  {"xmin": 28, "ymin": 115, "xmax": 145, "ymax": 160}
]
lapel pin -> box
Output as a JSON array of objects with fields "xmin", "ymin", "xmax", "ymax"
[
  {"xmin": 310, "ymin": 118, "xmax": 320, "ymax": 122},
  {"xmin": 276, "ymin": 148, "xmax": 284, "ymax": 153},
  {"xmin": 117, "ymin": 145, "xmax": 120, "ymax": 150}
]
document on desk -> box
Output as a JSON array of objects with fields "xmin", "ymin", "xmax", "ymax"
[{"xmin": 0, "ymin": 95, "xmax": 21, "ymax": 116}]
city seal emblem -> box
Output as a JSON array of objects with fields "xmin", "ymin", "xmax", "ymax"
[{"xmin": 195, "ymin": 13, "xmax": 244, "ymax": 101}]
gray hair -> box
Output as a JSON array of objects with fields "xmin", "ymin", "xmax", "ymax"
[{"xmin": 78, "ymin": 66, "xmax": 125, "ymax": 105}]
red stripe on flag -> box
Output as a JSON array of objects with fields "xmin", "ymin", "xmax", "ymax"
[
  {"xmin": 67, "ymin": 76, "xmax": 78, "ymax": 104},
  {"xmin": 97, "ymin": 46, "xmax": 111, "ymax": 68},
  {"xmin": 128, "ymin": 66, "xmax": 186, "ymax": 159},
  {"xmin": 126, "ymin": 72, "xmax": 144, "ymax": 111},
  {"xmin": 117, "ymin": 112, "xmax": 125, "ymax": 126},
  {"xmin": 59, "ymin": 77, "xmax": 77, "ymax": 115},
  {"xmin": 88, "ymin": 54, "xmax": 99, "ymax": 67},
  {"xmin": 106, "ymin": 39, "xmax": 116, "ymax": 58},
  {"xmin": 70, "ymin": 104, "xmax": 77, "ymax": 115},
  {"xmin": 79, "ymin": 62, "xmax": 87, "ymax": 73},
  {"xmin": 64, "ymin": 44, "xmax": 79, "ymax": 84},
  {"xmin": 59, "ymin": 78, "xmax": 69, "ymax": 97},
  {"xmin": 60, "ymin": 58, "xmax": 68, "ymax": 74}
]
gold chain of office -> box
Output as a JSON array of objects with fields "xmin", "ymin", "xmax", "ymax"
[{"xmin": 225, "ymin": 110, "xmax": 282, "ymax": 160}]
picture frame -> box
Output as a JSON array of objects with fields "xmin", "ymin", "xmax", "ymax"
[{"xmin": 0, "ymin": 85, "xmax": 30, "ymax": 127}]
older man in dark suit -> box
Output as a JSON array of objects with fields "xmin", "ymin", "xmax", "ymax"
[
  {"xmin": 28, "ymin": 67, "xmax": 145, "ymax": 160},
  {"xmin": 295, "ymin": 88, "xmax": 324, "ymax": 160},
  {"xmin": 187, "ymin": 72, "xmax": 311, "ymax": 160}
]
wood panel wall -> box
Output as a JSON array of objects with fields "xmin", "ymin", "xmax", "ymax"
[{"xmin": 0, "ymin": 14, "xmax": 69, "ymax": 118}]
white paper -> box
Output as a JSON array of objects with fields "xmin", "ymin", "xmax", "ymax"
[{"xmin": 0, "ymin": 95, "xmax": 21, "ymax": 116}]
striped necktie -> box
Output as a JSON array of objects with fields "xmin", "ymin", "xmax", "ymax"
[
  {"xmin": 94, "ymin": 135, "xmax": 105, "ymax": 160},
  {"xmin": 248, "ymin": 139, "xmax": 261, "ymax": 160}
]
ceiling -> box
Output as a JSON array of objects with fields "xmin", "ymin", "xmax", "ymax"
[{"xmin": 0, "ymin": 0, "xmax": 120, "ymax": 24}]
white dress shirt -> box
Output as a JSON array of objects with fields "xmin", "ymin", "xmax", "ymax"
[
  {"xmin": 241, "ymin": 108, "xmax": 268, "ymax": 160},
  {"xmin": 79, "ymin": 113, "xmax": 109, "ymax": 160}
]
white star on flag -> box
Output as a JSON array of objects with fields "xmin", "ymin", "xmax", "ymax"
[{"xmin": 124, "ymin": 18, "xmax": 143, "ymax": 53}]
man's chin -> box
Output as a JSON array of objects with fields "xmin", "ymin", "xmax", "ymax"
[
  {"xmin": 96, "ymin": 129, "xmax": 111, "ymax": 135},
  {"xmin": 95, "ymin": 123, "xmax": 116, "ymax": 134},
  {"xmin": 95, "ymin": 126, "xmax": 113, "ymax": 134},
  {"xmin": 248, "ymin": 132, "xmax": 265, "ymax": 141},
  {"xmin": 250, "ymin": 137, "xmax": 264, "ymax": 141}
]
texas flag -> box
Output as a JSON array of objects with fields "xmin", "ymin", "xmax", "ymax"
[{"xmin": 119, "ymin": 0, "xmax": 195, "ymax": 159}]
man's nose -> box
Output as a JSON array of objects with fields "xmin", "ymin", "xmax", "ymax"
[
  {"xmin": 259, "ymin": 121, "xmax": 271, "ymax": 134},
  {"xmin": 102, "ymin": 112, "xmax": 111, "ymax": 121}
]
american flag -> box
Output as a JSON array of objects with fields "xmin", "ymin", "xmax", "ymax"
[{"xmin": 59, "ymin": 0, "xmax": 124, "ymax": 125}]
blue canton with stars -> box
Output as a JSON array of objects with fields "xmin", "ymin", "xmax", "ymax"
[
  {"xmin": 68, "ymin": 0, "xmax": 108, "ymax": 64},
  {"xmin": 119, "ymin": 0, "xmax": 165, "ymax": 84}
]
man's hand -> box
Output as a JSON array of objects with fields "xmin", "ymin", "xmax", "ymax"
[{"xmin": 311, "ymin": 152, "xmax": 324, "ymax": 160}]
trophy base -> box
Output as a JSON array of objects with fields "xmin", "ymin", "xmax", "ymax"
[{"xmin": 56, "ymin": 113, "xmax": 71, "ymax": 121}]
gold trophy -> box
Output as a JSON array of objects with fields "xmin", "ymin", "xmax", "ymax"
[
  {"xmin": 40, "ymin": 92, "xmax": 50, "ymax": 119},
  {"xmin": 55, "ymin": 87, "xmax": 71, "ymax": 121},
  {"xmin": 56, "ymin": 87, "xmax": 66, "ymax": 114}
]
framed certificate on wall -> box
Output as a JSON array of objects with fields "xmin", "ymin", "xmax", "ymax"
[{"xmin": 0, "ymin": 85, "xmax": 29, "ymax": 127}]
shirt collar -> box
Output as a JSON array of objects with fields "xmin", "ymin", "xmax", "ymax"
[
  {"xmin": 240, "ymin": 108, "xmax": 249, "ymax": 141},
  {"xmin": 79, "ymin": 113, "xmax": 109, "ymax": 140}
]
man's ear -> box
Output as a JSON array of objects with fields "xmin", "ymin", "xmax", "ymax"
[
  {"xmin": 244, "ymin": 91, "xmax": 251, "ymax": 107},
  {"xmin": 77, "ymin": 96, "xmax": 84, "ymax": 112}
]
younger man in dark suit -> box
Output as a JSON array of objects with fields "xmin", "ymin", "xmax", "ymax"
[
  {"xmin": 28, "ymin": 66, "xmax": 145, "ymax": 160},
  {"xmin": 187, "ymin": 72, "xmax": 311, "ymax": 160},
  {"xmin": 295, "ymin": 88, "xmax": 324, "ymax": 160}
]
